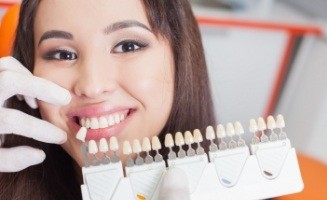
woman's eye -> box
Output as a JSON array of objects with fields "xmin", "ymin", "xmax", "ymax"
[
  {"xmin": 44, "ymin": 50, "xmax": 77, "ymax": 60},
  {"xmin": 112, "ymin": 40, "xmax": 148, "ymax": 53}
]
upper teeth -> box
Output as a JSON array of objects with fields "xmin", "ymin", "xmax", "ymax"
[{"xmin": 79, "ymin": 113, "xmax": 125, "ymax": 129}]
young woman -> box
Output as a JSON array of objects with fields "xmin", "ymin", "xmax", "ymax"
[{"xmin": 0, "ymin": 0, "xmax": 215, "ymax": 199}]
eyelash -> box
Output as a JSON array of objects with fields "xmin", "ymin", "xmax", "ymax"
[
  {"xmin": 112, "ymin": 39, "xmax": 148, "ymax": 53},
  {"xmin": 42, "ymin": 40, "xmax": 148, "ymax": 61},
  {"xmin": 43, "ymin": 49, "xmax": 77, "ymax": 61}
]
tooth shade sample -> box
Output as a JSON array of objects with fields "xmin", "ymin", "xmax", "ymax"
[
  {"xmin": 151, "ymin": 136, "xmax": 161, "ymax": 150},
  {"xmin": 184, "ymin": 131, "xmax": 194, "ymax": 145},
  {"xmin": 193, "ymin": 129, "xmax": 203, "ymax": 142},
  {"xmin": 267, "ymin": 116, "xmax": 277, "ymax": 129},
  {"xmin": 88, "ymin": 140, "xmax": 98, "ymax": 154},
  {"xmin": 249, "ymin": 119, "xmax": 258, "ymax": 132},
  {"xmin": 123, "ymin": 141, "xmax": 132, "ymax": 155},
  {"xmin": 99, "ymin": 138, "xmax": 109, "ymax": 152},
  {"xmin": 234, "ymin": 121, "xmax": 244, "ymax": 135},
  {"xmin": 216, "ymin": 124, "xmax": 226, "ymax": 138},
  {"xmin": 165, "ymin": 133, "xmax": 174, "ymax": 148},
  {"xmin": 226, "ymin": 123, "xmax": 235, "ymax": 137},
  {"xmin": 257, "ymin": 117, "xmax": 267, "ymax": 131},
  {"xmin": 109, "ymin": 137, "xmax": 119, "ymax": 151},
  {"xmin": 142, "ymin": 137, "xmax": 151, "ymax": 152},
  {"xmin": 175, "ymin": 132, "xmax": 185, "ymax": 146},
  {"xmin": 76, "ymin": 127, "xmax": 87, "ymax": 142},
  {"xmin": 276, "ymin": 114, "xmax": 285, "ymax": 128},
  {"xmin": 206, "ymin": 126, "xmax": 215, "ymax": 140},
  {"xmin": 133, "ymin": 139, "xmax": 142, "ymax": 153}
]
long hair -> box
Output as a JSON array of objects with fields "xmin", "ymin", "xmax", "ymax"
[{"xmin": 0, "ymin": 0, "xmax": 216, "ymax": 199}]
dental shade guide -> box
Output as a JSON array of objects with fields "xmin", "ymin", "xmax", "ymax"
[
  {"xmin": 76, "ymin": 127, "xmax": 89, "ymax": 167},
  {"xmin": 78, "ymin": 115, "xmax": 304, "ymax": 200}
]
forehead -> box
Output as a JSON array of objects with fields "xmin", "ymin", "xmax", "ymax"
[{"xmin": 34, "ymin": 0, "xmax": 149, "ymax": 35}]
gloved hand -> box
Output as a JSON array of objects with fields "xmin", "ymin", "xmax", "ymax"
[
  {"xmin": 0, "ymin": 56, "xmax": 71, "ymax": 172},
  {"xmin": 159, "ymin": 167, "xmax": 191, "ymax": 200}
]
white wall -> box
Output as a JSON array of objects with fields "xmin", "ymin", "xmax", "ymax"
[
  {"xmin": 201, "ymin": 25, "xmax": 288, "ymax": 132},
  {"xmin": 276, "ymin": 35, "xmax": 327, "ymax": 164}
]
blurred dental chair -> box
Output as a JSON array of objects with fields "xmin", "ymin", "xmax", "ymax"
[{"xmin": 0, "ymin": 3, "xmax": 20, "ymax": 57}]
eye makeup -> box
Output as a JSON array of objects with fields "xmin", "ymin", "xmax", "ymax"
[
  {"xmin": 42, "ymin": 48, "xmax": 78, "ymax": 61},
  {"xmin": 111, "ymin": 39, "xmax": 149, "ymax": 54}
]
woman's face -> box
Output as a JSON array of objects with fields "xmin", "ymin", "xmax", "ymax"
[{"xmin": 33, "ymin": 0, "xmax": 174, "ymax": 166}]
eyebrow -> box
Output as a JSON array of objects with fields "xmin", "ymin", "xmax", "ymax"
[
  {"xmin": 38, "ymin": 30, "xmax": 73, "ymax": 46},
  {"xmin": 38, "ymin": 20, "xmax": 151, "ymax": 46},
  {"xmin": 104, "ymin": 20, "xmax": 152, "ymax": 34}
]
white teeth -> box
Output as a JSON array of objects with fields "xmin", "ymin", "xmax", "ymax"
[
  {"xmin": 267, "ymin": 116, "xmax": 276, "ymax": 130},
  {"xmin": 90, "ymin": 118, "xmax": 99, "ymax": 129},
  {"xmin": 85, "ymin": 118, "xmax": 91, "ymax": 128},
  {"xmin": 108, "ymin": 115, "xmax": 115, "ymax": 126},
  {"xmin": 193, "ymin": 129, "xmax": 203, "ymax": 142},
  {"xmin": 99, "ymin": 117, "xmax": 108, "ymax": 129},
  {"xmin": 99, "ymin": 138, "xmax": 109, "ymax": 152},
  {"xmin": 133, "ymin": 139, "xmax": 142, "ymax": 153},
  {"xmin": 175, "ymin": 132, "xmax": 185, "ymax": 146},
  {"xmin": 120, "ymin": 114, "xmax": 125, "ymax": 121},
  {"xmin": 142, "ymin": 137, "xmax": 151, "ymax": 152},
  {"xmin": 249, "ymin": 119, "xmax": 258, "ymax": 132},
  {"xmin": 114, "ymin": 114, "xmax": 120, "ymax": 124},
  {"xmin": 164, "ymin": 133, "xmax": 174, "ymax": 148},
  {"xmin": 79, "ymin": 113, "xmax": 127, "ymax": 129},
  {"xmin": 257, "ymin": 117, "xmax": 267, "ymax": 131},
  {"xmin": 226, "ymin": 123, "xmax": 235, "ymax": 137},
  {"xmin": 151, "ymin": 136, "xmax": 161, "ymax": 150},
  {"xmin": 216, "ymin": 124, "xmax": 226, "ymax": 138},
  {"xmin": 109, "ymin": 136, "xmax": 119, "ymax": 151},
  {"xmin": 276, "ymin": 114, "xmax": 285, "ymax": 128},
  {"xmin": 184, "ymin": 131, "xmax": 194, "ymax": 145},
  {"xmin": 206, "ymin": 126, "xmax": 215, "ymax": 140},
  {"xmin": 80, "ymin": 118, "xmax": 86, "ymax": 128},
  {"xmin": 234, "ymin": 121, "xmax": 244, "ymax": 135},
  {"xmin": 76, "ymin": 127, "xmax": 87, "ymax": 142},
  {"xmin": 123, "ymin": 141, "xmax": 132, "ymax": 155},
  {"xmin": 88, "ymin": 140, "xmax": 98, "ymax": 154}
]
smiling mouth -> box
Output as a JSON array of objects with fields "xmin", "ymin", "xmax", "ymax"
[{"xmin": 74, "ymin": 109, "xmax": 132, "ymax": 130}]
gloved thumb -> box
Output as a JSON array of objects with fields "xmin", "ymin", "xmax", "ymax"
[{"xmin": 159, "ymin": 167, "xmax": 191, "ymax": 200}]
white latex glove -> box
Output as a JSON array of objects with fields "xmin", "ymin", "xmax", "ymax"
[
  {"xmin": 159, "ymin": 167, "xmax": 191, "ymax": 200},
  {"xmin": 0, "ymin": 56, "xmax": 71, "ymax": 172}
]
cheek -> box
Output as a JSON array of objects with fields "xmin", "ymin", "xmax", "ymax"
[
  {"xmin": 122, "ymin": 48, "xmax": 174, "ymax": 111},
  {"xmin": 34, "ymin": 66, "xmax": 75, "ymax": 90},
  {"xmin": 38, "ymin": 101, "xmax": 68, "ymax": 130},
  {"xmin": 129, "ymin": 56, "xmax": 174, "ymax": 140}
]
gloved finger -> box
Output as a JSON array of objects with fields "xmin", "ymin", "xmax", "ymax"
[
  {"xmin": 24, "ymin": 95, "xmax": 38, "ymax": 109},
  {"xmin": 159, "ymin": 167, "xmax": 191, "ymax": 200},
  {"xmin": 0, "ymin": 56, "xmax": 32, "ymax": 75},
  {"xmin": 0, "ymin": 146, "xmax": 45, "ymax": 172},
  {"xmin": 0, "ymin": 70, "xmax": 71, "ymax": 105},
  {"xmin": 0, "ymin": 108, "xmax": 67, "ymax": 144}
]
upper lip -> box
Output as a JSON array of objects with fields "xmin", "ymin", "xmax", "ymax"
[{"xmin": 67, "ymin": 103, "xmax": 135, "ymax": 119}]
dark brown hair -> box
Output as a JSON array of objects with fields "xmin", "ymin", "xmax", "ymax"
[{"xmin": 0, "ymin": 0, "xmax": 216, "ymax": 199}]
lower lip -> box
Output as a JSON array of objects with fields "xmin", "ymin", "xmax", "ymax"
[{"xmin": 69, "ymin": 110, "xmax": 135, "ymax": 141}]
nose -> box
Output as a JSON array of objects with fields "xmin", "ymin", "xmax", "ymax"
[{"xmin": 73, "ymin": 60, "xmax": 117, "ymax": 99}]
